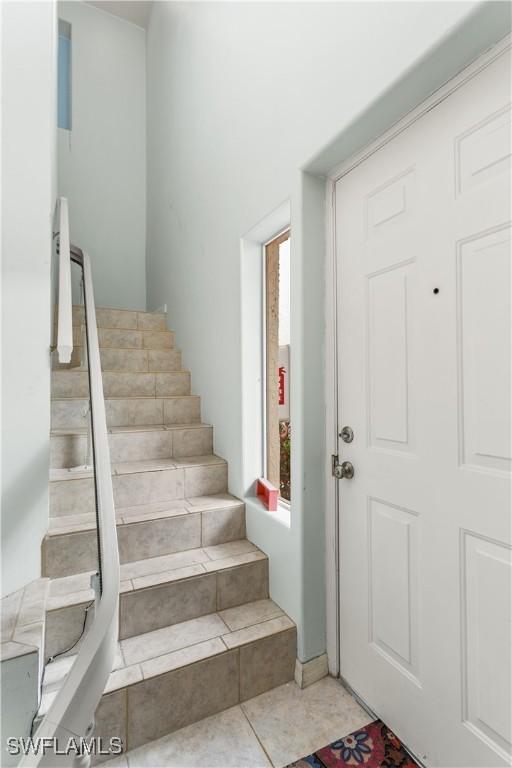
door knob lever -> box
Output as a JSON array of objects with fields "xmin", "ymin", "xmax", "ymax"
[{"xmin": 332, "ymin": 457, "xmax": 355, "ymax": 479}]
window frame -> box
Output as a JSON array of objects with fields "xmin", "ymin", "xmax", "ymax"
[
  {"xmin": 58, "ymin": 19, "xmax": 72, "ymax": 131},
  {"xmin": 263, "ymin": 227, "xmax": 291, "ymax": 501}
]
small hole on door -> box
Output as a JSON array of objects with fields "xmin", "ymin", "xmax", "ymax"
[{"xmin": 433, "ymin": 288, "xmax": 439, "ymax": 295}]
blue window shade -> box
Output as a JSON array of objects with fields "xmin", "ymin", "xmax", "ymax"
[{"xmin": 58, "ymin": 33, "xmax": 71, "ymax": 130}]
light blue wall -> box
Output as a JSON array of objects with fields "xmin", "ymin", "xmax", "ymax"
[
  {"xmin": 1, "ymin": 652, "xmax": 39, "ymax": 766},
  {"xmin": 145, "ymin": 1, "xmax": 503, "ymax": 662},
  {"xmin": 1, "ymin": 0, "xmax": 56, "ymax": 597},
  {"xmin": 58, "ymin": 1, "xmax": 146, "ymax": 310}
]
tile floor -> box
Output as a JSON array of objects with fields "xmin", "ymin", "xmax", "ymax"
[{"xmin": 103, "ymin": 676, "xmax": 370, "ymax": 767}]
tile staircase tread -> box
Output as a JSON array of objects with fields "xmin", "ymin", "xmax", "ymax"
[
  {"xmin": 50, "ymin": 467, "xmax": 95, "ymax": 481},
  {"xmin": 58, "ymin": 346, "xmax": 177, "ymax": 353},
  {"xmin": 52, "ymin": 368, "xmax": 191, "ymax": 374},
  {"xmin": 51, "ymin": 422, "xmax": 211, "ymax": 435},
  {"xmin": 202, "ymin": 550, "xmax": 266, "ymax": 573},
  {"xmin": 69, "ymin": 324, "xmax": 170, "ymax": 329},
  {"xmin": 48, "ymin": 512, "xmax": 99, "ymax": 535},
  {"xmin": 72, "ymin": 304, "xmax": 149, "ymax": 315},
  {"xmin": 40, "ymin": 599, "xmax": 294, "ymax": 710},
  {"xmin": 47, "ymin": 493, "xmax": 244, "ymax": 536},
  {"xmin": 202, "ymin": 539, "xmax": 263, "ymax": 561},
  {"xmin": 55, "ymin": 369, "xmax": 188, "ymax": 374},
  {"xmin": 45, "ymin": 540, "xmax": 264, "ymax": 611},
  {"xmin": 110, "ymin": 422, "xmax": 211, "ymax": 433},
  {"xmin": 51, "ymin": 427, "xmax": 90, "ymax": 435},
  {"xmin": 47, "ymin": 504, "xmax": 191, "ymax": 536},
  {"xmin": 171, "ymin": 454, "xmax": 226, "ymax": 468},
  {"xmin": 54, "ymin": 307, "xmax": 164, "ymax": 329},
  {"xmin": 186, "ymin": 493, "xmax": 243, "ymax": 510},
  {"xmin": 115, "ymin": 454, "xmax": 224, "ymax": 474},
  {"xmin": 51, "ymin": 395, "xmax": 196, "ymax": 401},
  {"xmin": 67, "ymin": 332, "xmax": 175, "ymax": 348},
  {"xmin": 75, "ymin": 330, "xmax": 173, "ymax": 336},
  {"xmin": 49, "ymin": 454, "xmax": 227, "ymax": 482},
  {"xmin": 69, "ymin": 316, "xmax": 168, "ymax": 329},
  {"xmin": 116, "ymin": 499, "xmax": 192, "ymax": 524},
  {"xmin": 80, "ymin": 328, "xmax": 173, "ymax": 334}
]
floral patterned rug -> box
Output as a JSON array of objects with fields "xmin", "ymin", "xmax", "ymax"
[{"xmin": 286, "ymin": 720, "xmax": 420, "ymax": 768}]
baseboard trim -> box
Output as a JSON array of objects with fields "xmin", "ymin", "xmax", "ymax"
[{"xmin": 294, "ymin": 653, "xmax": 329, "ymax": 689}]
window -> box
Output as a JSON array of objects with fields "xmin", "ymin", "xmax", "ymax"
[
  {"xmin": 58, "ymin": 20, "xmax": 71, "ymax": 130},
  {"xmin": 265, "ymin": 229, "xmax": 291, "ymax": 502}
]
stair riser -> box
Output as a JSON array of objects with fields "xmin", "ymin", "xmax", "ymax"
[
  {"xmin": 51, "ymin": 397, "xmax": 201, "ymax": 429},
  {"xmin": 64, "ymin": 328, "xmax": 175, "ymax": 350},
  {"xmin": 50, "ymin": 426, "xmax": 212, "ymax": 467},
  {"xmin": 101, "ymin": 330, "xmax": 173, "ymax": 350},
  {"xmin": 45, "ymin": 558, "xmax": 268, "ymax": 656},
  {"xmin": 56, "ymin": 306, "xmax": 167, "ymax": 331},
  {"xmin": 44, "ymin": 513, "xmax": 200, "ymax": 578},
  {"xmin": 49, "ymin": 464, "xmax": 228, "ymax": 516},
  {"xmin": 43, "ymin": 505, "xmax": 245, "ymax": 578},
  {"xmin": 122, "ymin": 557, "xmax": 268, "ymax": 638},
  {"xmin": 92, "ymin": 628, "xmax": 296, "ymax": 759},
  {"xmin": 51, "ymin": 348, "xmax": 83, "ymax": 370},
  {"xmin": 51, "ymin": 371, "xmax": 191, "ymax": 399},
  {"xmin": 52, "ymin": 348, "xmax": 182, "ymax": 373}
]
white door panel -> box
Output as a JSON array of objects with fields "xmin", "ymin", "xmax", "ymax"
[{"xmin": 335, "ymin": 48, "xmax": 511, "ymax": 768}]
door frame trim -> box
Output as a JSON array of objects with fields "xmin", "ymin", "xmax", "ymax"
[{"xmin": 323, "ymin": 33, "xmax": 511, "ymax": 678}]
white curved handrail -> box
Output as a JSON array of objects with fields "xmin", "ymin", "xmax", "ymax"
[{"xmin": 20, "ymin": 202, "xmax": 120, "ymax": 766}]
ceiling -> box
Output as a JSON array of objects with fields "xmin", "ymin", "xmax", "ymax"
[{"xmin": 85, "ymin": 1, "xmax": 153, "ymax": 29}]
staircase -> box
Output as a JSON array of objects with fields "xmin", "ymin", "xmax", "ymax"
[{"xmin": 41, "ymin": 306, "xmax": 296, "ymax": 756}]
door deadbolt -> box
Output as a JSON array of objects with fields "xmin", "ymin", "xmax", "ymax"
[{"xmin": 340, "ymin": 426, "xmax": 354, "ymax": 443}]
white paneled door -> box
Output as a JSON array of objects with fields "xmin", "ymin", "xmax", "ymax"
[{"xmin": 335, "ymin": 45, "xmax": 511, "ymax": 768}]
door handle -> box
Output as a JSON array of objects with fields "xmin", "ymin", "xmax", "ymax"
[
  {"xmin": 339, "ymin": 461, "xmax": 355, "ymax": 479},
  {"xmin": 332, "ymin": 457, "xmax": 355, "ymax": 479}
]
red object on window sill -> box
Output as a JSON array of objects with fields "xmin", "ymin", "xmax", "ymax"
[{"xmin": 257, "ymin": 478, "xmax": 279, "ymax": 512}]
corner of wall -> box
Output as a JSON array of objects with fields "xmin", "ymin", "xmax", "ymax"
[{"xmin": 1, "ymin": 0, "xmax": 55, "ymax": 597}]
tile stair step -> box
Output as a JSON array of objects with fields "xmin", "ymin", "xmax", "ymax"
[
  {"xmin": 44, "ymin": 541, "xmax": 270, "ymax": 655},
  {"xmin": 51, "ymin": 395, "xmax": 201, "ymax": 429},
  {"xmin": 40, "ymin": 599, "xmax": 296, "ymax": 752},
  {"xmin": 55, "ymin": 306, "xmax": 168, "ymax": 332},
  {"xmin": 50, "ymin": 424, "xmax": 213, "ymax": 467},
  {"xmin": 43, "ymin": 493, "xmax": 247, "ymax": 578},
  {"xmin": 64, "ymin": 327, "xmax": 175, "ymax": 350},
  {"xmin": 52, "ymin": 347, "xmax": 182, "ymax": 373},
  {"xmin": 45, "ymin": 306, "xmax": 297, "ymax": 757},
  {"xmin": 49, "ymin": 455, "xmax": 228, "ymax": 518},
  {"xmin": 51, "ymin": 370, "xmax": 191, "ymax": 399}
]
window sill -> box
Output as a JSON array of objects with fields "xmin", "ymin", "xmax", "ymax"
[{"xmin": 245, "ymin": 495, "xmax": 291, "ymax": 529}]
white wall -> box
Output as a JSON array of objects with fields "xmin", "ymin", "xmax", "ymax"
[
  {"xmin": 1, "ymin": 0, "xmax": 56, "ymax": 597},
  {"xmin": 1, "ymin": 652, "xmax": 39, "ymax": 765},
  {"xmin": 145, "ymin": 1, "xmax": 505, "ymax": 661},
  {"xmin": 58, "ymin": 1, "xmax": 146, "ymax": 310}
]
